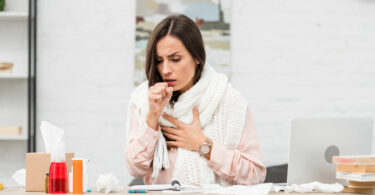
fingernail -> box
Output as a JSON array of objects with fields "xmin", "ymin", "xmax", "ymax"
[{"xmin": 161, "ymin": 112, "xmax": 165, "ymax": 116}]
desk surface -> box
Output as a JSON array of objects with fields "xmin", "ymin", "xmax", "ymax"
[{"xmin": 0, "ymin": 187, "xmax": 362, "ymax": 195}]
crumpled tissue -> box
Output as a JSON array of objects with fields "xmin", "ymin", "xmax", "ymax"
[
  {"xmin": 272, "ymin": 181, "xmax": 343, "ymax": 193},
  {"xmin": 95, "ymin": 173, "xmax": 120, "ymax": 193},
  {"xmin": 12, "ymin": 169, "xmax": 26, "ymax": 186}
]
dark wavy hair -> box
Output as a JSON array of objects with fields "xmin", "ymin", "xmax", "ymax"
[{"xmin": 145, "ymin": 14, "xmax": 206, "ymax": 107}]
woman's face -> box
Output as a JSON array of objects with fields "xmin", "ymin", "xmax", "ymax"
[{"xmin": 156, "ymin": 35, "xmax": 198, "ymax": 92}]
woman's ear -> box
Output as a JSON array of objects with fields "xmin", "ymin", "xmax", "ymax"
[{"xmin": 195, "ymin": 59, "xmax": 200, "ymax": 65}]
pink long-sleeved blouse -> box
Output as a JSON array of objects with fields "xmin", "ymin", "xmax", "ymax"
[{"xmin": 125, "ymin": 103, "xmax": 266, "ymax": 185}]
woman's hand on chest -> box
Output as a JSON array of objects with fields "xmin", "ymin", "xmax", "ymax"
[{"xmin": 161, "ymin": 106, "xmax": 206, "ymax": 151}]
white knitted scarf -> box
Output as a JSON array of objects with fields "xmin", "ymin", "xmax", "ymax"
[{"xmin": 127, "ymin": 64, "xmax": 247, "ymax": 185}]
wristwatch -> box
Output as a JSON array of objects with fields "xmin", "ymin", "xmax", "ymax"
[{"xmin": 199, "ymin": 137, "xmax": 213, "ymax": 156}]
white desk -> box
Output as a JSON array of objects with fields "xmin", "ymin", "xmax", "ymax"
[{"xmin": 0, "ymin": 187, "xmax": 361, "ymax": 195}]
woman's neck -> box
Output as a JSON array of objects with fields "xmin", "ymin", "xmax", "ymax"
[{"xmin": 179, "ymin": 79, "xmax": 194, "ymax": 93}]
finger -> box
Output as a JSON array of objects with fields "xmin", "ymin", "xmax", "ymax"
[
  {"xmin": 149, "ymin": 94, "xmax": 162, "ymax": 103},
  {"xmin": 167, "ymin": 87, "xmax": 173, "ymax": 95},
  {"xmin": 163, "ymin": 132, "xmax": 180, "ymax": 141},
  {"xmin": 154, "ymin": 82, "xmax": 168, "ymax": 87},
  {"xmin": 165, "ymin": 87, "xmax": 173, "ymax": 99},
  {"xmin": 152, "ymin": 86, "xmax": 166, "ymax": 98},
  {"xmin": 152, "ymin": 83, "xmax": 168, "ymax": 97},
  {"xmin": 166, "ymin": 141, "xmax": 182, "ymax": 148},
  {"xmin": 161, "ymin": 89, "xmax": 167, "ymax": 98},
  {"xmin": 161, "ymin": 125, "xmax": 181, "ymax": 136},
  {"xmin": 162, "ymin": 113, "xmax": 185, "ymax": 128},
  {"xmin": 192, "ymin": 106, "xmax": 200, "ymax": 123},
  {"xmin": 154, "ymin": 82, "xmax": 168, "ymax": 90}
]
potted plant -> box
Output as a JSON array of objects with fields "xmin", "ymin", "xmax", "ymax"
[{"xmin": 0, "ymin": 0, "xmax": 5, "ymax": 11}]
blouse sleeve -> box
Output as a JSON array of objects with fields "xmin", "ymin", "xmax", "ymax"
[
  {"xmin": 206, "ymin": 106, "xmax": 267, "ymax": 185},
  {"xmin": 125, "ymin": 103, "xmax": 161, "ymax": 178}
]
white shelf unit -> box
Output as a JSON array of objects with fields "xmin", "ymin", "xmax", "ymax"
[
  {"xmin": 0, "ymin": 135, "xmax": 28, "ymax": 140},
  {"xmin": 0, "ymin": 74, "xmax": 28, "ymax": 79},
  {"xmin": 0, "ymin": 0, "xmax": 30, "ymax": 187},
  {"xmin": 0, "ymin": 12, "xmax": 28, "ymax": 20}
]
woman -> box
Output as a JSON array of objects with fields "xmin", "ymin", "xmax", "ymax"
[{"xmin": 125, "ymin": 14, "xmax": 266, "ymax": 186}]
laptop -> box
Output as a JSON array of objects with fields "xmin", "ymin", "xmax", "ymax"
[{"xmin": 287, "ymin": 118, "xmax": 373, "ymax": 185}]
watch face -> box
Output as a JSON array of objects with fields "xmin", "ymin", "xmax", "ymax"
[{"xmin": 200, "ymin": 144, "xmax": 210, "ymax": 155}]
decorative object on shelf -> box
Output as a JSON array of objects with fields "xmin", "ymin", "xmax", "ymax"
[
  {"xmin": 0, "ymin": 126, "xmax": 22, "ymax": 136},
  {"xmin": 0, "ymin": 0, "xmax": 4, "ymax": 11},
  {"xmin": 0, "ymin": 62, "xmax": 13, "ymax": 73}
]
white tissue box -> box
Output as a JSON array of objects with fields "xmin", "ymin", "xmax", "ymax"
[{"xmin": 25, "ymin": 153, "xmax": 74, "ymax": 192}]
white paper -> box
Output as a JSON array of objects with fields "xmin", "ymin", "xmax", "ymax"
[
  {"xmin": 204, "ymin": 183, "xmax": 273, "ymax": 195},
  {"xmin": 130, "ymin": 184, "xmax": 172, "ymax": 191},
  {"xmin": 131, "ymin": 184, "xmax": 220, "ymax": 193},
  {"xmin": 336, "ymin": 171, "xmax": 375, "ymax": 181}
]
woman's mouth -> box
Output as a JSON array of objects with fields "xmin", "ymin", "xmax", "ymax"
[{"xmin": 165, "ymin": 79, "xmax": 176, "ymax": 86}]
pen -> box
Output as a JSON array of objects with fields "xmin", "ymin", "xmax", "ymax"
[{"xmin": 128, "ymin": 189, "xmax": 147, "ymax": 193}]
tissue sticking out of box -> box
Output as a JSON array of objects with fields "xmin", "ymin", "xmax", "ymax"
[{"xmin": 41, "ymin": 121, "xmax": 66, "ymax": 161}]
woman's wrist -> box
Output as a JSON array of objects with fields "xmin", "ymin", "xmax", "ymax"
[
  {"xmin": 204, "ymin": 140, "xmax": 213, "ymax": 160},
  {"xmin": 146, "ymin": 111, "xmax": 161, "ymax": 130},
  {"xmin": 197, "ymin": 136, "xmax": 213, "ymax": 160}
]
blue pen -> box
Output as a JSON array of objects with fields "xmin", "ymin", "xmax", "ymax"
[{"xmin": 128, "ymin": 189, "xmax": 147, "ymax": 193}]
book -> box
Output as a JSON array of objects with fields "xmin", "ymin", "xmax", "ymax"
[
  {"xmin": 348, "ymin": 180, "xmax": 375, "ymax": 188},
  {"xmin": 0, "ymin": 62, "xmax": 13, "ymax": 70},
  {"xmin": 342, "ymin": 186, "xmax": 374, "ymax": 194},
  {"xmin": 333, "ymin": 155, "xmax": 375, "ymax": 165},
  {"xmin": 0, "ymin": 126, "xmax": 22, "ymax": 136},
  {"xmin": 337, "ymin": 172, "xmax": 375, "ymax": 182},
  {"xmin": 0, "ymin": 69, "xmax": 11, "ymax": 73},
  {"xmin": 337, "ymin": 164, "xmax": 375, "ymax": 173}
]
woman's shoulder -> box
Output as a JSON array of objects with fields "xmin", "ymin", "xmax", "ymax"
[
  {"xmin": 131, "ymin": 81, "xmax": 148, "ymax": 96},
  {"xmin": 134, "ymin": 80, "xmax": 149, "ymax": 91},
  {"xmin": 223, "ymin": 83, "xmax": 245, "ymax": 101},
  {"xmin": 129, "ymin": 80, "xmax": 149, "ymax": 106},
  {"xmin": 218, "ymin": 83, "xmax": 248, "ymax": 111}
]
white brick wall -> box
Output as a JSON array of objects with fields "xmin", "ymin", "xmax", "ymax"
[
  {"xmin": 231, "ymin": 0, "xmax": 375, "ymax": 167},
  {"xmin": 36, "ymin": 0, "xmax": 135, "ymax": 186},
  {"xmin": 31, "ymin": 0, "xmax": 375, "ymax": 187}
]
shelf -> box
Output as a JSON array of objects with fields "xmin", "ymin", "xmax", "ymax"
[
  {"xmin": 0, "ymin": 12, "xmax": 28, "ymax": 21},
  {"xmin": 0, "ymin": 135, "xmax": 27, "ymax": 140},
  {"xmin": 0, "ymin": 74, "xmax": 28, "ymax": 79}
]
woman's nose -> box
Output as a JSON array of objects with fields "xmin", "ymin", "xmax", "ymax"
[{"xmin": 161, "ymin": 62, "xmax": 172, "ymax": 75}]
